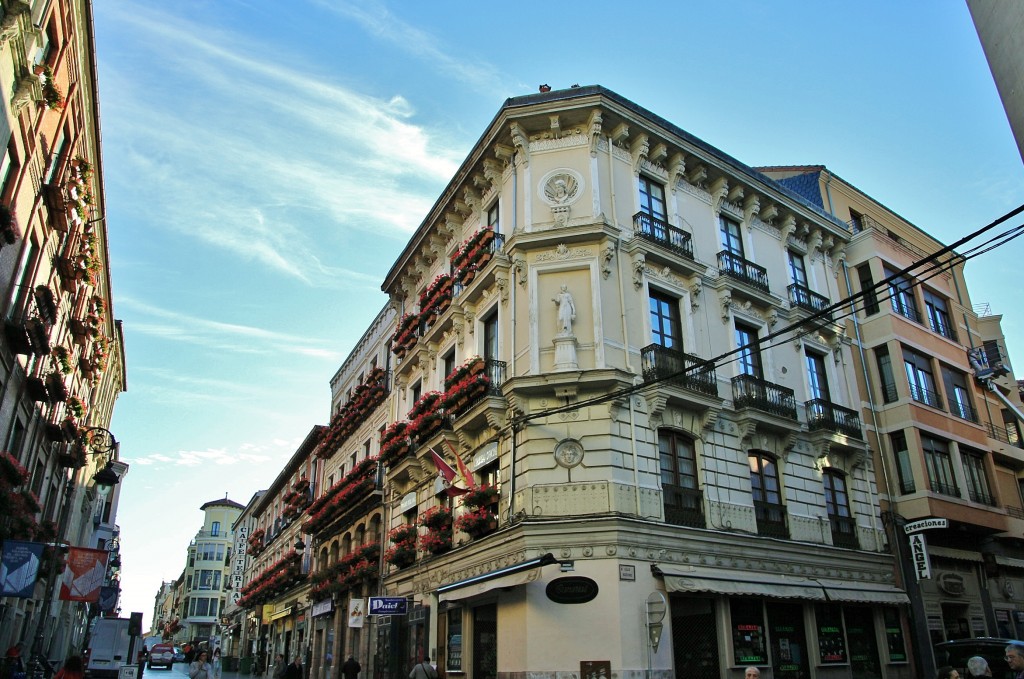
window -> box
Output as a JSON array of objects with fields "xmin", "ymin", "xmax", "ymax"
[
  {"xmin": 874, "ymin": 346, "xmax": 897, "ymax": 403},
  {"xmin": 922, "ymin": 435, "xmax": 958, "ymax": 497},
  {"xmin": 6, "ymin": 420, "xmax": 24, "ymax": 457},
  {"xmin": 805, "ymin": 351, "xmax": 831, "ymax": 402},
  {"xmin": 482, "ymin": 310, "xmax": 498, "ymax": 361},
  {"xmin": 749, "ymin": 452, "xmax": 787, "ymax": 538},
  {"xmin": 411, "ymin": 380, "xmax": 422, "ymax": 405},
  {"xmin": 823, "ymin": 469, "xmax": 857, "ymax": 548},
  {"xmin": 1003, "ymin": 409, "xmax": 1022, "ymax": 447},
  {"xmin": 487, "ymin": 202, "xmax": 500, "ymax": 233},
  {"xmin": 442, "ymin": 349, "xmax": 456, "ymax": 382},
  {"xmin": 446, "ymin": 609, "xmax": 463, "ymax": 672},
  {"xmin": 849, "ymin": 209, "xmax": 865, "ymax": 233},
  {"xmin": 903, "ymin": 347, "xmax": 941, "ymax": 408},
  {"xmin": 885, "ymin": 267, "xmax": 919, "ymax": 322},
  {"xmin": 735, "ymin": 323, "xmax": 762, "ymax": 379},
  {"xmin": 961, "ymin": 448, "xmax": 993, "ymax": 505},
  {"xmin": 638, "ymin": 176, "xmax": 666, "ymax": 221},
  {"xmin": 719, "ymin": 216, "xmax": 744, "ymax": 257},
  {"xmin": 941, "ymin": 367, "xmax": 976, "ymax": 422},
  {"xmin": 788, "ymin": 251, "xmax": 808, "ymax": 287},
  {"xmin": 211, "ymin": 521, "xmax": 220, "ymax": 536},
  {"xmin": 924, "ymin": 289, "xmax": 956, "ymax": 340},
  {"xmin": 858, "ymin": 264, "xmax": 879, "ymax": 316},
  {"xmin": 658, "ymin": 430, "xmax": 703, "ymax": 527},
  {"xmin": 890, "ymin": 431, "xmax": 915, "ymax": 494},
  {"xmin": 649, "ymin": 290, "xmax": 682, "ymax": 349}
]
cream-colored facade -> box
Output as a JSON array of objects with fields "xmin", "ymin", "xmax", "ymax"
[
  {"xmin": 364, "ymin": 87, "xmax": 908, "ymax": 679},
  {"xmin": 179, "ymin": 498, "xmax": 243, "ymax": 644},
  {"xmin": 759, "ymin": 165, "xmax": 1024, "ymax": 676}
]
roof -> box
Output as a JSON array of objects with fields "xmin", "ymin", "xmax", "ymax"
[{"xmin": 199, "ymin": 497, "xmax": 245, "ymax": 511}]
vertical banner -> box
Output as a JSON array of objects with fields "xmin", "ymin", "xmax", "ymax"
[
  {"xmin": 348, "ymin": 599, "xmax": 365, "ymax": 628},
  {"xmin": 0, "ymin": 540, "xmax": 45, "ymax": 598},
  {"xmin": 910, "ymin": 533, "xmax": 931, "ymax": 580},
  {"xmin": 98, "ymin": 585, "xmax": 119, "ymax": 612},
  {"xmin": 59, "ymin": 547, "xmax": 109, "ymax": 602},
  {"xmin": 262, "ymin": 604, "xmax": 274, "ymax": 625}
]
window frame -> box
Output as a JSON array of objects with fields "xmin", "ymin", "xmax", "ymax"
[
  {"xmin": 719, "ymin": 216, "xmax": 744, "ymax": 257},
  {"xmin": 923, "ymin": 289, "xmax": 956, "ymax": 340},
  {"xmin": 638, "ymin": 175, "xmax": 667, "ymax": 222},
  {"xmin": 922, "ymin": 435, "xmax": 958, "ymax": 497},
  {"xmin": 649, "ymin": 289, "xmax": 683, "ymax": 350},
  {"xmin": 735, "ymin": 323, "xmax": 763, "ymax": 379}
]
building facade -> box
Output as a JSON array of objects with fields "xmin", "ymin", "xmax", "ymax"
[
  {"xmin": 759, "ymin": 165, "xmax": 1024, "ymax": 676},
  {"xmin": 0, "ymin": 0, "xmax": 126, "ymax": 659},
  {"xmin": 179, "ymin": 498, "xmax": 244, "ymax": 645}
]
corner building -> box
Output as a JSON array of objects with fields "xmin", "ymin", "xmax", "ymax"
[{"xmin": 366, "ymin": 87, "xmax": 910, "ymax": 679}]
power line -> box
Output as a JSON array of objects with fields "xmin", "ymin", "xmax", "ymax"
[{"xmin": 510, "ymin": 203, "xmax": 1024, "ymax": 428}]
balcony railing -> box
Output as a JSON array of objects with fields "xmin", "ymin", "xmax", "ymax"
[
  {"xmin": 930, "ymin": 481, "xmax": 960, "ymax": 498},
  {"xmin": 988, "ymin": 422, "xmax": 1023, "ymax": 448},
  {"xmin": 805, "ymin": 399, "xmax": 863, "ymax": 438},
  {"xmin": 829, "ymin": 515, "xmax": 860, "ymax": 549},
  {"xmin": 732, "ymin": 374, "xmax": 797, "ymax": 420},
  {"xmin": 1005, "ymin": 505, "xmax": 1024, "ymax": 519},
  {"xmin": 968, "ymin": 488, "xmax": 996, "ymax": 506},
  {"xmin": 788, "ymin": 284, "xmax": 831, "ymax": 319},
  {"xmin": 949, "ymin": 398, "xmax": 978, "ymax": 423},
  {"xmin": 754, "ymin": 500, "xmax": 789, "ymax": 539},
  {"xmin": 718, "ymin": 251, "xmax": 769, "ymax": 293},
  {"xmin": 640, "ymin": 344, "xmax": 719, "ymax": 397},
  {"xmin": 662, "ymin": 484, "xmax": 705, "ymax": 528},
  {"xmin": 633, "ymin": 212, "xmax": 694, "ymax": 260},
  {"xmin": 929, "ymin": 316, "xmax": 958, "ymax": 341},
  {"xmin": 890, "ymin": 298, "xmax": 921, "ymax": 323},
  {"xmin": 908, "ymin": 383, "xmax": 944, "ymax": 410}
]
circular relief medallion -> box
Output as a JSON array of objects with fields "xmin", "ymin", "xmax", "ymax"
[
  {"xmin": 554, "ymin": 438, "xmax": 584, "ymax": 468},
  {"xmin": 538, "ymin": 168, "xmax": 584, "ymax": 206}
]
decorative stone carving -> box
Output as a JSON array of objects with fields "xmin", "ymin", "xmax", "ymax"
[
  {"xmin": 512, "ymin": 256, "xmax": 527, "ymax": 287},
  {"xmin": 587, "ymin": 109, "xmax": 603, "ymax": 157},
  {"xmin": 690, "ymin": 280, "xmax": 702, "ymax": 312},
  {"xmin": 668, "ymin": 153, "xmax": 686, "ymax": 191},
  {"xmin": 540, "ymin": 169, "xmax": 584, "ymax": 228},
  {"xmin": 720, "ymin": 290, "xmax": 733, "ymax": 323},
  {"xmin": 632, "ymin": 254, "xmax": 646, "ymax": 290},
  {"xmin": 780, "ymin": 214, "xmax": 798, "ymax": 243},
  {"xmin": 630, "ymin": 133, "xmax": 649, "ymax": 175},
  {"xmin": 552, "ymin": 285, "xmax": 576, "ymax": 336},
  {"xmin": 649, "ymin": 142, "xmax": 668, "ymax": 167},
  {"xmin": 602, "ymin": 242, "xmax": 616, "ymax": 279},
  {"xmin": 709, "ymin": 176, "xmax": 729, "ymax": 215},
  {"xmin": 494, "ymin": 273, "xmax": 509, "ymax": 306},
  {"xmin": 686, "ymin": 164, "xmax": 707, "ymax": 187},
  {"xmin": 610, "ymin": 122, "xmax": 629, "ymax": 147},
  {"xmin": 554, "ymin": 438, "xmax": 584, "ymax": 468},
  {"xmin": 760, "ymin": 203, "xmax": 779, "ymax": 225},
  {"xmin": 743, "ymin": 194, "xmax": 761, "ymax": 226},
  {"xmin": 536, "ymin": 244, "xmax": 592, "ymax": 262},
  {"xmin": 0, "ymin": 0, "xmax": 29, "ymax": 45},
  {"xmin": 510, "ymin": 122, "xmax": 530, "ymax": 166},
  {"xmin": 483, "ymin": 159, "xmax": 503, "ymax": 189}
]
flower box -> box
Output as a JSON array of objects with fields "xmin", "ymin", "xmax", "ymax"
[
  {"xmin": 454, "ymin": 507, "xmax": 497, "ymax": 539},
  {"xmin": 419, "ymin": 506, "xmax": 453, "ymax": 530},
  {"xmin": 461, "ymin": 485, "xmax": 500, "ymax": 509},
  {"xmin": 419, "ymin": 529, "xmax": 452, "ymax": 555}
]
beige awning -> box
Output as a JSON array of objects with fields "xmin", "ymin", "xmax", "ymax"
[
  {"xmin": 658, "ymin": 568, "xmax": 827, "ymax": 600},
  {"xmin": 437, "ymin": 553, "xmax": 557, "ymax": 603},
  {"xmin": 817, "ymin": 579, "xmax": 910, "ymax": 604},
  {"xmin": 269, "ymin": 607, "xmax": 293, "ymax": 621}
]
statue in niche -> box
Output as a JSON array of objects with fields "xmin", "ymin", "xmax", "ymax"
[{"xmin": 552, "ymin": 285, "xmax": 576, "ymax": 336}]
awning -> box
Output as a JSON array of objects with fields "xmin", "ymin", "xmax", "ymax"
[
  {"xmin": 654, "ymin": 567, "xmax": 909, "ymax": 605},
  {"xmin": 438, "ymin": 553, "xmax": 557, "ymax": 603},
  {"xmin": 655, "ymin": 567, "xmax": 827, "ymax": 601},
  {"xmin": 269, "ymin": 607, "xmax": 293, "ymax": 621}
]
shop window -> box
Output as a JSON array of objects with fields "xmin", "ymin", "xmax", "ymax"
[
  {"xmin": 446, "ymin": 608, "xmax": 463, "ymax": 672},
  {"xmin": 730, "ymin": 599, "xmax": 768, "ymax": 666},
  {"xmin": 473, "ymin": 603, "xmax": 497, "ymax": 679},
  {"xmin": 845, "ymin": 607, "xmax": 881, "ymax": 678},
  {"xmin": 658, "ymin": 430, "xmax": 703, "ymax": 527},
  {"xmin": 883, "ymin": 608, "xmax": 907, "ymax": 663},
  {"xmin": 767, "ymin": 602, "xmax": 809, "ymax": 679},
  {"xmin": 670, "ymin": 597, "xmax": 719, "ymax": 679},
  {"xmin": 815, "ymin": 604, "xmax": 847, "ymax": 664}
]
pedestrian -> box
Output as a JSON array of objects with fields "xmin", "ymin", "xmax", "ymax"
[
  {"xmin": 937, "ymin": 667, "xmax": 960, "ymax": 679},
  {"xmin": 5, "ymin": 643, "xmax": 25, "ymax": 679},
  {"xmin": 967, "ymin": 656, "xmax": 992, "ymax": 678},
  {"xmin": 743, "ymin": 669, "xmax": 759, "ymax": 679},
  {"xmin": 272, "ymin": 654, "xmax": 286, "ymax": 679},
  {"xmin": 183, "ymin": 644, "xmax": 195, "ymax": 666},
  {"xmin": 1007, "ymin": 643, "xmax": 1024, "ymax": 679},
  {"xmin": 54, "ymin": 656, "xmax": 84, "ymax": 679},
  {"xmin": 211, "ymin": 649, "xmax": 222, "ymax": 679},
  {"xmin": 284, "ymin": 657, "xmax": 302, "ymax": 679},
  {"xmin": 408, "ymin": 658, "xmax": 437, "ymax": 679},
  {"xmin": 189, "ymin": 651, "xmax": 213, "ymax": 679},
  {"xmin": 341, "ymin": 656, "xmax": 361, "ymax": 679}
]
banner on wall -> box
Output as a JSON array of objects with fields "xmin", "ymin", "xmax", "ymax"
[
  {"xmin": 348, "ymin": 599, "xmax": 365, "ymax": 628},
  {"xmin": 0, "ymin": 540, "xmax": 45, "ymax": 598},
  {"xmin": 58, "ymin": 547, "xmax": 108, "ymax": 602}
]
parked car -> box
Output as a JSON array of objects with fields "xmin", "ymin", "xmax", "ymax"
[
  {"xmin": 934, "ymin": 637, "xmax": 1021, "ymax": 679},
  {"xmin": 172, "ymin": 648, "xmax": 185, "ymax": 663},
  {"xmin": 148, "ymin": 644, "xmax": 175, "ymax": 671}
]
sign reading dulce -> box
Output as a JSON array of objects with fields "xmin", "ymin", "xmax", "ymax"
[{"xmin": 546, "ymin": 577, "xmax": 599, "ymax": 604}]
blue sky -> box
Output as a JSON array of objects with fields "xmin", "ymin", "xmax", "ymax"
[{"xmin": 92, "ymin": 1, "xmax": 1024, "ymax": 629}]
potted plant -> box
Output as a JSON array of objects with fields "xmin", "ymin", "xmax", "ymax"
[
  {"xmin": 454, "ymin": 507, "xmax": 497, "ymax": 539},
  {"xmin": 461, "ymin": 484, "xmax": 500, "ymax": 509}
]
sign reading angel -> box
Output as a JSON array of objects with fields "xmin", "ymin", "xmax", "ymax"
[{"xmin": 541, "ymin": 169, "xmax": 583, "ymax": 228}]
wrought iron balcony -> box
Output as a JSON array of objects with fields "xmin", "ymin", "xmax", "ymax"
[
  {"xmin": 908, "ymin": 383, "xmax": 944, "ymax": 410},
  {"xmin": 829, "ymin": 515, "xmax": 859, "ymax": 549},
  {"xmin": 753, "ymin": 500, "xmax": 789, "ymax": 538},
  {"xmin": 787, "ymin": 284, "xmax": 831, "ymax": 319},
  {"xmin": 890, "ymin": 299, "xmax": 921, "ymax": 323},
  {"xmin": 929, "ymin": 316, "xmax": 958, "ymax": 341},
  {"xmin": 805, "ymin": 399, "xmax": 863, "ymax": 438},
  {"xmin": 732, "ymin": 374, "xmax": 797, "ymax": 420},
  {"xmin": 968, "ymin": 488, "xmax": 995, "ymax": 506},
  {"xmin": 949, "ymin": 398, "xmax": 978, "ymax": 423},
  {"xmin": 640, "ymin": 344, "xmax": 718, "ymax": 397},
  {"xmin": 988, "ymin": 422, "xmax": 1023, "ymax": 448},
  {"xmin": 662, "ymin": 484, "xmax": 705, "ymax": 528},
  {"xmin": 930, "ymin": 481, "xmax": 960, "ymax": 498},
  {"xmin": 633, "ymin": 212, "xmax": 694, "ymax": 260},
  {"xmin": 717, "ymin": 251, "xmax": 769, "ymax": 293}
]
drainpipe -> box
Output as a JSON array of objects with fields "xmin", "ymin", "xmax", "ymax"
[{"xmin": 508, "ymin": 151, "xmax": 518, "ymax": 519}]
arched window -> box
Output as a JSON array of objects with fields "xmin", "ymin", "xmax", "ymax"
[
  {"xmin": 748, "ymin": 452, "xmax": 788, "ymax": 538},
  {"xmin": 658, "ymin": 430, "xmax": 703, "ymax": 528}
]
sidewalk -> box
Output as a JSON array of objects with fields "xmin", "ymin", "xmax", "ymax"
[{"xmin": 164, "ymin": 662, "xmax": 258, "ymax": 679}]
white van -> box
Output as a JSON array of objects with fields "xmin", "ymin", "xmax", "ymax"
[{"xmin": 85, "ymin": 618, "xmax": 137, "ymax": 679}]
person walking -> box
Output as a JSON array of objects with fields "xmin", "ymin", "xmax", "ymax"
[
  {"xmin": 1007, "ymin": 643, "xmax": 1024, "ymax": 679},
  {"xmin": 341, "ymin": 656, "xmax": 361, "ymax": 679},
  {"xmin": 284, "ymin": 657, "xmax": 302, "ymax": 679},
  {"xmin": 189, "ymin": 651, "xmax": 213, "ymax": 679},
  {"xmin": 54, "ymin": 656, "xmax": 84, "ymax": 679},
  {"xmin": 211, "ymin": 650, "xmax": 222, "ymax": 679},
  {"xmin": 408, "ymin": 659, "xmax": 437, "ymax": 679},
  {"xmin": 967, "ymin": 656, "xmax": 992, "ymax": 678},
  {"xmin": 272, "ymin": 654, "xmax": 286, "ymax": 679}
]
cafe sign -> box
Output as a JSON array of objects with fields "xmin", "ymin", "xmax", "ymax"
[{"xmin": 545, "ymin": 577, "xmax": 599, "ymax": 604}]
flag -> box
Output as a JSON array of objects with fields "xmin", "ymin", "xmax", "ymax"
[
  {"xmin": 98, "ymin": 585, "xmax": 119, "ymax": 612},
  {"xmin": 59, "ymin": 547, "xmax": 108, "ymax": 602},
  {"xmin": 429, "ymin": 448, "xmax": 469, "ymax": 497},
  {"xmin": 445, "ymin": 439, "xmax": 479, "ymax": 491},
  {"xmin": 0, "ymin": 540, "xmax": 45, "ymax": 598}
]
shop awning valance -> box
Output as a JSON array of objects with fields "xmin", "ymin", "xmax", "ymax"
[{"xmin": 438, "ymin": 553, "xmax": 557, "ymax": 603}]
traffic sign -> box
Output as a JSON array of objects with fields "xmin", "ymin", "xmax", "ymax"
[{"xmin": 368, "ymin": 597, "xmax": 408, "ymax": 615}]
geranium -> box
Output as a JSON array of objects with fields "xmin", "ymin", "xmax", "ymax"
[
  {"xmin": 454, "ymin": 507, "xmax": 496, "ymax": 538},
  {"xmin": 0, "ymin": 451, "xmax": 28, "ymax": 487},
  {"xmin": 419, "ymin": 506, "xmax": 452, "ymax": 529},
  {"xmin": 444, "ymin": 356, "xmax": 485, "ymax": 390},
  {"xmin": 461, "ymin": 485, "xmax": 499, "ymax": 509},
  {"xmin": 419, "ymin": 529, "xmax": 452, "ymax": 555}
]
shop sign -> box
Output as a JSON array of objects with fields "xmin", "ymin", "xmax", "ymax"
[
  {"xmin": 312, "ymin": 599, "xmax": 334, "ymax": 617},
  {"xmin": 545, "ymin": 577, "xmax": 599, "ymax": 604},
  {"xmin": 472, "ymin": 442, "xmax": 498, "ymax": 471},
  {"xmin": 904, "ymin": 518, "xmax": 948, "ymax": 534},
  {"xmin": 369, "ymin": 596, "xmax": 408, "ymax": 615},
  {"xmin": 399, "ymin": 492, "xmax": 417, "ymax": 514},
  {"xmin": 910, "ymin": 534, "xmax": 931, "ymax": 580},
  {"xmin": 937, "ymin": 572, "xmax": 965, "ymax": 596}
]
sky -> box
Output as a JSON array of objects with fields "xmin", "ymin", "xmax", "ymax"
[{"xmin": 91, "ymin": 1, "xmax": 1024, "ymax": 630}]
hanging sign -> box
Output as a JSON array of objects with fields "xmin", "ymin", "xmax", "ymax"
[{"xmin": 910, "ymin": 533, "xmax": 931, "ymax": 580}]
